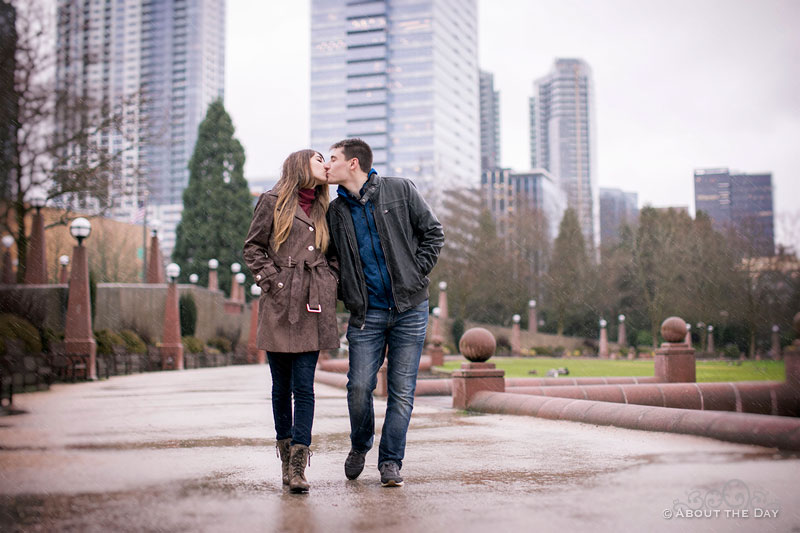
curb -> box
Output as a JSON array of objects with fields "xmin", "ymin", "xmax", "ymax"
[{"xmin": 467, "ymin": 391, "xmax": 800, "ymax": 451}]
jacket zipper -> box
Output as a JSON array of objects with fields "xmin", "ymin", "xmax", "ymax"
[{"xmin": 373, "ymin": 202, "xmax": 400, "ymax": 313}]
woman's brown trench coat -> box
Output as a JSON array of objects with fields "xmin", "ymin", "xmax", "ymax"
[{"xmin": 243, "ymin": 191, "xmax": 340, "ymax": 353}]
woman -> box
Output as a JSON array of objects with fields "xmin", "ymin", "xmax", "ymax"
[{"xmin": 243, "ymin": 149, "xmax": 339, "ymax": 493}]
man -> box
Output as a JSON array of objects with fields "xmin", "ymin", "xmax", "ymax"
[{"xmin": 324, "ymin": 138, "xmax": 444, "ymax": 487}]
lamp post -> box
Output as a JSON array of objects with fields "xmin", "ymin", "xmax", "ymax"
[
  {"xmin": 59, "ymin": 255, "xmax": 70, "ymax": 284},
  {"xmin": 684, "ymin": 322, "xmax": 692, "ymax": 346},
  {"xmin": 437, "ymin": 281, "xmax": 448, "ymax": 321},
  {"xmin": 208, "ymin": 258, "xmax": 219, "ymax": 291},
  {"xmin": 24, "ymin": 192, "xmax": 48, "ymax": 284},
  {"xmin": 697, "ymin": 322, "xmax": 706, "ymax": 352},
  {"xmin": 617, "ymin": 314, "xmax": 626, "ymax": 348},
  {"xmin": 235, "ymin": 272, "xmax": 246, "ymax": 302},
  {"xmin": 230, "ymin": 262, "xmax": 241, "ymax": 301},
  {"xmin": 511, "ymin": 314, "xmax": 522, "ymax": 355},
  {"xmin": 707, "ymin": 325, "xmax": 715, "ymax": 355},
  {"xmin": 248, "ymin": 284, "xmax": 265, "ymax": 364},
  {"xmin": 599, "ymin": 319, "xmax": 609, "ymax": 358},
  {"xmin": 2, "ymin": 235, "xmax": 14, "ymax": 284},
  {"xmin": 161, "ymin": 262, "xmax": 183, "ymax": 370},
  {"xmin": 64, "ymin": 217, "xmax": 96, "ymax": 380},
  {"xmin": 771, "ymin": 325, "xmax": 781, "ymax": 360},
  {"xmin": 528, "ymin": 300, "xmax": 538, "ymax": 333},
  {"xmin": 189, "ymin": 273, "xmax": 198, "ymax": 284},
  {"xmin": 428, "ymin": 306, "xmax": 444, "ymax": 366}
]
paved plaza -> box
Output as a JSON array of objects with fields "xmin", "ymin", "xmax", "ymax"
[{"xmin": 0, "ymin": 365, "xmax": 799, "ymax": 532}]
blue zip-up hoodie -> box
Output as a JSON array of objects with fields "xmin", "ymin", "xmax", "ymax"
[{"xmin": 338, "ymin": 170, "xmax": 395, "ymax": 310}]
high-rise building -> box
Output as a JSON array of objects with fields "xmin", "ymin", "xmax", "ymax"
[
  {"xmin": 599, "ymin": 187, "xmax": 638, "ymax": 247},
  {"xmin": 479, "ymin": 69, "xmax": 500, "ymax": 172},
  {"xmin": 481, "ymin": 168, "xmax": 566, "ymax": 243},
  {"xmin": 55, "ymin": 0, "xmax": 226, "ymax": 257},
  {"xmin": 694, "ymin": 168, "xmax": 775, "ymax": 256},
  {"xmin": 310, "ymin": 0, "xmax": 480, "ymax": 197},
  {"xmin": 529, "ymin": 58, "xmax": 597, "ymax": 249}
]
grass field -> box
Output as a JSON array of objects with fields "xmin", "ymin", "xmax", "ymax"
[{"xmin": 438, "ymin": 356, "xmax": 785, "ymax": 382}]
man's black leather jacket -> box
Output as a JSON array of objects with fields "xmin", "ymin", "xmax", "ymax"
[{"xmin": 326, "ymin": 173, "xmax": 445, "ymax": 328}]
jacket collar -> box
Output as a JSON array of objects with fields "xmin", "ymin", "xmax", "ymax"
[
  {"xmin": 266, "ymin": 189, "xmax": 314, "ymax": 225},
  {"xmin": 337, "ymin": 170, "xmax": 381, "ymax": 206}
]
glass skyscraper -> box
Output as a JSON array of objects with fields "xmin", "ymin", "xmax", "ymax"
[
  {"xmin": 694, "ymin": 168, "xmax": 775, "ymax": 256},
  {"xmin": 599, "ymin": 187, "xmax": 639, "ymax": 247},
  {"xmin": 479, "ymin": 69, "xmax": 500, "ymax": 172},
  {"xmin": 55, "ymin": 0, "xmax": 225, "ymax": 256},
  {"xmin": 529, "ymin": 58, "xmax": 598, "ymax": 249},
  {"xmin": 310, "ymin": 0, "xmax": 480, "ymax": 197}
]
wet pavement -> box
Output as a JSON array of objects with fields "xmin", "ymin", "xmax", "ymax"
[{"xmin": 0, "ymin": 365, "xmax": 799, "ymax": 532}]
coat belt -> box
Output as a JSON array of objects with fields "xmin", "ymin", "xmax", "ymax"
[{"xmin": 270, "ymin": 255, "xmax": 327, "ymax": 325}]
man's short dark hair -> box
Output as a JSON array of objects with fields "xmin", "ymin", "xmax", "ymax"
[{"xmin": 330, "ymin": 138, "xmax": 372, "ymax": 173}]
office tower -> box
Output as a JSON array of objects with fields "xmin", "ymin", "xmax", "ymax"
[
  {"xmin": 55, "ymin": 0, "xmax": 226, "ymax": 257},
  {"xmin": 694, "ymin": 168, "xmax": 775, "ymax": 256},
  {"xmin": 599, "ymin": 187, "xmax": 639, "ymax": 247},
  {"xmin": 310, "ymin": 0, "xmax": 480, "ymax": 196},
  {"xmin": 529, "ymin": 58, "xmax": 597, "ymax": 249},
  {"xmin": 481, "ymin": 168, "xmax": 566, "ymax": 243},
  {"xmin": 479, "ymin": 69, "xmax": 500, "ymax": 171}
]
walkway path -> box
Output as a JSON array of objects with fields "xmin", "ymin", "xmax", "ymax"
[{"xmin": 0, "ymin": 365, "xmax": 798, "ymax": 532}]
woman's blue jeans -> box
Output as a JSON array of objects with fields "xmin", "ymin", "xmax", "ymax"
[
  {"xmin": 267, "ymin": 350, "xmax": 319, "ymax": 447},
  {"xmin": 346, "ymin": 301, "xmax": 428, "ymax": 469}
]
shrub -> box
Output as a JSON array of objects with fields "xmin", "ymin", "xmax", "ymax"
[
  {"xmin": 451, "ymin": 317, "xmax": 465, "ymax": 350},
  {"xmin": 179, "ymin": 293, "xmax": 198, "ymax": 337},
  {"xmin": 530, "ymin": 345, "xmax": 555, "ymax": 356},
  {"xmin": 0, "ymin": 313, "xmax": 42, "ymax": 354},
  {"xmin": 721, "ymin": 343, "xmax": 740, "ymax": 359},
  {"xmin": 207, "ymin": 336, "xmax": 232, "ymax": 353},
  {"xmin": 94, "ymin": 329, "xmax": 125, "ymax": 356},
  {"xmin": 495, "ymin": 334, "xmax": 511, "ymax": 354},
  {"xmin": 119, "ymin": 329, "xmax": 147, "ymax": 354},
  {"xmin": 41, "ymin": 328, "xmax": 64, "ymax": 354},
  {"xmin": 182, "ymin": 336, "xmax": 204, "ymax": 354}
]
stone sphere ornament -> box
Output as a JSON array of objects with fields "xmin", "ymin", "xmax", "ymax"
[
  {"xmin": 459, "ymin": 327, "xmax": 496, "ymax": 362},
  {"xmin": 661, "ymin": 316, "xmax": 687, "ymax": 343}
]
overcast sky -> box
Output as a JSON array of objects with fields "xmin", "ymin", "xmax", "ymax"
[{"xmin": 225, "ymin": 0, "xmax": 800, "ymax": 247}]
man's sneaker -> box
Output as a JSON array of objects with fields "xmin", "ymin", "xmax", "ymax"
[
  {"xmin": 344, "ymin": 449, "xmax": 366, "ymax": 480},
  {"xmin": 379, "ymin": 462, "xmax": 403, "ymax": 487}
]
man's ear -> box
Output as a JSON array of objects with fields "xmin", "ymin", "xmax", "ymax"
[{"xmin": 349, "ymin": 158, "xmax": 359, "ymax": 172}]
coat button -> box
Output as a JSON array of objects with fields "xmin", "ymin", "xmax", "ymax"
[
  {"xmin": 308, "ymin": 245, "xmax": 314, "ymax": 251},
  {"xmin": 256, "ymin": 274, "xmax": 261, "ymax": 280},
  {"xmin": 277, "ymin": 282, "xmax": 284, "ymax": 288},
  {"xmin": 309, "ymin": 226, "xmax": 314, "ymax": 231}
]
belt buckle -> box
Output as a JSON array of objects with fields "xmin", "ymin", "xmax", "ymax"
[{"xmin": 306, "ymin": 304, "xmax": 322, "ymax": 313}]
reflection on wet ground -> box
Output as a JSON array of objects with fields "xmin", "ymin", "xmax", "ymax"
[{"xmin": 0, "ymin": 365, "xmax": 798, "ymax": 532}]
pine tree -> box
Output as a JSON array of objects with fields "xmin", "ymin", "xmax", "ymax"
[
  {"xmin": 172, "ymin": 99, "xmax": 252, "ymax": 297},
  {"xmin": 546, "ymin": 208, "xmax": 590, "ymax": 336}
]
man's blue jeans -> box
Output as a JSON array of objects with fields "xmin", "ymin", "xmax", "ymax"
[
  {"xmin": 267, "ymin": 351, "xmax": 319, "ymax": 447},
  {"xmin": 346, "ymin": 301, "xmax": 428, "ymax": 469}
]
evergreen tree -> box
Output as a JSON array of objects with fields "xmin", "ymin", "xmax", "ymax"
[
  {"xmin": 172, "ymin": 99, "xmax": 252, "ymax": 297},
  {"xmin": 546, "ymin": 208, "xmax": 591, "ymax": 336}
]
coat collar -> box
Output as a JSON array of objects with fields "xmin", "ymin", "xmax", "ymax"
[{"xmin": 266, "ymin": 189, "xmax": 315, "ymax": 226}]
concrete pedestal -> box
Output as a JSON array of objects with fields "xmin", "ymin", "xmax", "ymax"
[
  {"xmin": 452, "ymin": 362, "xmax": 505, "ymax": 409},
  {"xmin": 654, "ymin": 342, "xmax": 696, "ymax": 383}
]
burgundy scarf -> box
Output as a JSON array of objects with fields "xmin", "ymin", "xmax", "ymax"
[{"xmin": 298, "ymin": 188, "xmax": 316, "ymax": 217}]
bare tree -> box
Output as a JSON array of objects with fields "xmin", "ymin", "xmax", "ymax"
[{"xmin": 1, "ymin": 0, "xmax": 140, "ymax": 282}]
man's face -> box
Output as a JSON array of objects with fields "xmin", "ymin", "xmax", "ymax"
[{"xmin": 325, "ymin": 147, "xmax": 350, "ymax": 184}]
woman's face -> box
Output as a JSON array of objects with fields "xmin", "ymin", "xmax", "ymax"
[{"xmin": 309, "ymin": 153, "xmax": 327, "ymax": 185}]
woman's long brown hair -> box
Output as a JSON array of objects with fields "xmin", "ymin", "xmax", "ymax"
[{"xmin": 272, "ymin": 149, "xmax": 330, "ymax": 252}]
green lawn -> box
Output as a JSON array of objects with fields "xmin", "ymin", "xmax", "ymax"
[{"xmin": 438, "ymin": 356, "xmax": 785, "ymax": 382}]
